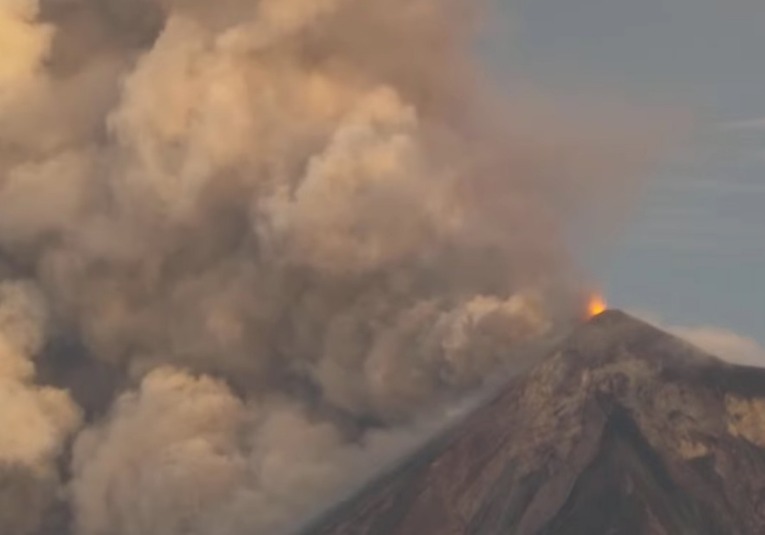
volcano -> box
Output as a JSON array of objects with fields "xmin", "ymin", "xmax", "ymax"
[{"xmin": 302, "ymin": 311, "xmax": 765, "ymax": 535}]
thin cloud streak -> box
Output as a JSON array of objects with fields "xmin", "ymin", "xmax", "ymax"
[{"xmin": 721, "ymin": 117, "xmax": 765, "ymax": 131}]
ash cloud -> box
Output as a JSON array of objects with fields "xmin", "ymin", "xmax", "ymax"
[
  {"xmin": 0, "ymin": 281, "xmax": 82, "ymax": 535},
  {"xmin": 0, "ymin": 0, "xmax": 662, "ymax": 533}
]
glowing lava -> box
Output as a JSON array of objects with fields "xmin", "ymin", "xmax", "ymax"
[{"xmin": 586, "ymin": 294, "xmax": 607, "ymax": 318}]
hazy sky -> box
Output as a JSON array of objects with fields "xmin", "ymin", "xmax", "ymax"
[{"xmin": 488, "ymin": 0, "xmax": 765, "ymax": 344}]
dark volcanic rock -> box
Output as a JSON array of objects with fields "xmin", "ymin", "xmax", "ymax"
[{"xmin": 304, "ymin": 311, "xmax": 765, "ymax": 535}]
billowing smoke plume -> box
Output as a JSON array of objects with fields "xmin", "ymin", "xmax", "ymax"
[
  {"xmin": 0, "ymin": 0, "xmax": 660, "ymax": 533},
  {"xmin": 0, "ymin": 281, "xmax": 81, "ymax": 535}
]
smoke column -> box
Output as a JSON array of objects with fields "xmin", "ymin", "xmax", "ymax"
[{"xmin": 0, "ymin": 0, "xmax": 662, "ymax": 533}]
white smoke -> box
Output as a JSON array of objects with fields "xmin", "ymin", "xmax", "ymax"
[
  {"xmin": 673, "ymin": 326, "xmax": 765, "ymax": 367},
  {"xmin": 627, "ymin": 310, "xmax": 765, "ymax": 367},
  {"xmin": 0, "ymin": 0, "xmax": 664, "ymax": 533}
]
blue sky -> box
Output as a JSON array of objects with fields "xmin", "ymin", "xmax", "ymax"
[{"xmin": 485, "ymin": 0, "xmax": 765, "ymax": 346}]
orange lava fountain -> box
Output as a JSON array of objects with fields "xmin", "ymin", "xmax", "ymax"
[{"xmin": 586, "ymin": 294, "xmax": 607, "ymax": 318}]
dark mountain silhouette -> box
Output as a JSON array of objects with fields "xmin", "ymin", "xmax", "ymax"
[{"xmin": 303, "ymin": 310, "xmax": 765, "ymax": 535}]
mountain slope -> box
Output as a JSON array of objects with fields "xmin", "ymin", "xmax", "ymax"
[{"xmin": 304, "ymin": 311, "xmax": 765, "ymax": 535}]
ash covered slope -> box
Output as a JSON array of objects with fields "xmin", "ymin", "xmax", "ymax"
[{"xmin": 305, "ymin": 311, "xmax": 765, "ymax": 535}]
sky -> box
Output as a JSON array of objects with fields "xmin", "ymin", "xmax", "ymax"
[{"xmin": 486, "ymin": 0, "xmax": 765, "ymax": 347}]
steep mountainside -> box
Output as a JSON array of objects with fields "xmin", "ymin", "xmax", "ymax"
[{"xmin": 304, "ymin": 311, "xmax": 765, "ymax": 535}]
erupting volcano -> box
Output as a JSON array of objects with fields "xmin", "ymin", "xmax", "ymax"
[
  {"xmin": 0, "ymin": 0, "xmax": 672, "ymax": 534},
  {"xmin": 586, "ymin": 294, "xmax": 608, "ymax": 319},
  {"xmin": 305, "ymin": 311, "xmax": 765, "ymax": 535}
]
